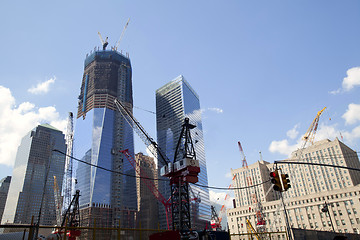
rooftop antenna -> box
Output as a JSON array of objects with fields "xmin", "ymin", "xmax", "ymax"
[
  {"xmin": 97, "ymin": 32, "xmax": 108, "ymax": 50},
  {"xmin": 115, "ymin": 18, "xmax": 130, "ymax": 51}
]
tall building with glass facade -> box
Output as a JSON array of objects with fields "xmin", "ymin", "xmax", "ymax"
[
  {"xmin": 1, "ymin": 124, "xmax": 66, "ymax": 225},
  {"xmin": 156, "ymin": 75, "xmax": 211, "ymax": 229},
  {"xmin": 75, "ymin": 49, "xmax": 135, "ymax": 229},
  {"xmin": 0, "ymin": 176, "xmax": 11, "ymax": 223}
]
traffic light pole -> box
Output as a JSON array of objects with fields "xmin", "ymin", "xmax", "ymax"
[
  {"xmin": 278, "ymin": 168, "xmax": 293, "ymax": 240},
  {"xmin": 322, "ymin": 202, "xmax": 335, "ymax": 232}
]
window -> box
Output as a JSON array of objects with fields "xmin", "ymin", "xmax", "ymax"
[{"xmin": 342, "ymin": 220, "xmax": 346, "ymax": 225}]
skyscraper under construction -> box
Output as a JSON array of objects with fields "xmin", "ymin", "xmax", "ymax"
[{"xmin": 75, "ymin": 48, "xmax": 136, "ymax": 229}]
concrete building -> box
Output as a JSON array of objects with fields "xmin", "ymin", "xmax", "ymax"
[
  {"xmin": 135, "ymin": 153, "xmax": 159, "ymax": 230},
  {"xmin": 0, "ymin": 176, "xmax": 11, "ymax": 222},
  {"xmin": 156, "ymin": 75, "xmax": 211, "ymax": 229},
  {"xmin": 75, "ymin": 49, "xmax": 135, "ymax": 229},
  {"xmin": 227, "ymin": 138, "xmax": 360, "ymax": 237},
  {"xmin": 1, "ymin": 124, "xmax": 66, "ymax": 225}
]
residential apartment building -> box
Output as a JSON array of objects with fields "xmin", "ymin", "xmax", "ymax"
[
  {"xmin": 1, "ymin": 124, "xmax": 66, "ymax": 225},
  {"xmin": 227, "ymin": 138, "xmax": 360, "ymax": 237},
  {"xmin": 156, "ymin": 75, "xmax": 211, "ymax": 229}
]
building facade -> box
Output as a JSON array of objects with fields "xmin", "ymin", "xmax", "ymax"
[
  {"xmin": 0, "ymin": 176, "xmax": 11, "ymax": 222},
  {"xmin": 1, "ymin": 124, "xmax": 66, "ymax": 225},
  {"xmin": 227, "ymin": 138, "xmax": 360, "ymax": 237},
  {"xmin": 155, "ymin": 75, "xmax": 211, "ymax": 229},
  {"xmin": 75, "ymin": 49, "xmax": 135, "ymax": 228},
  {"xmin": 135, "ymin": 153, "xmax": 159, "ymax": 231}
]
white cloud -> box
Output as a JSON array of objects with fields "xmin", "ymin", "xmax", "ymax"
[
  {"xmin": 269, "ymin": 139, "xmax": 299, "ymax": 157},
  {"xmin": 342, "ymin": 103, "xmax": 360, "ymax": 125},
  {"xmin": 0, "ymin": 86, "xmax": 66, "ymax": 167},
  {"xmin": 209, "ymin": 190, "xmax": 233, "ymax": 210},
  {"xmin": 225, "ymin": 172, "xmax": 232, "ymax": 178},
  {"xmin": 208, "ymin": 107, "xmax": 224, "ymax": 114},
  {"xmin": 330, "ymin": 67, "xmax": 360, "ymax": 94},
  {"xmin": 342, "ymin": 67, "xmax": 360, "ymax": 91},
  {"xmin": 28, "ymin": 77, "xmax": 56, "ymax": 95},
  {"xmin": 286, "ymin": 124, "xmax": 299, "ymax": 139}
]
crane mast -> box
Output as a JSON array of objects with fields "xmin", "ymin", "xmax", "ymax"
[
  {"xmin": 302, "ymin": 107, "xmax": 326, "ymax": 148},
  {"xmin": 114, "ymin": 99, "xmax": 200, "ymax": 236},
  {"xmin": 63, "ymin": 112, "xmax": 74, "ymax": 214}
]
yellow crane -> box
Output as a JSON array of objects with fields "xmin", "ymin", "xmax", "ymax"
[
  {"xmin": 97, "ymin": 32, "xmax": 108, "ymax": 50},
  {"xmin": 302, "ymin": 107, "xmax": 326, "ymax": 148}
]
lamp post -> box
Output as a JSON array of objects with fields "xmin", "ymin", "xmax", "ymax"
[{"xmin": 322, "ymin": 202, "xmax": 335, "ymax": 232}]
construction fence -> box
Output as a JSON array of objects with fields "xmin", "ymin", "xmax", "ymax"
[
  {"xmin": 229, "ymin": 231, "xmax": 288, "ymax": 240},
  {"xmin": 0, "ymin": 224, "xmax": 169, "ymax": 240}
]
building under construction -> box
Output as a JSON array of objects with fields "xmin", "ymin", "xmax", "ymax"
[{"xmin": 74, "ymin": 46, "xmax": 136, "ymax": 234}]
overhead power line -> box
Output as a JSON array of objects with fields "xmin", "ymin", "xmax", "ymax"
[{"xmin": 53, "ymin": 149, "xmax": 270, "ymax": 190}]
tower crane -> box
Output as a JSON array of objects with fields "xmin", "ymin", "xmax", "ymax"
[
  {"xmin": 238, "ymin": 141, "xmax": 266, "ymax": 233},
  {"xmin": 97, "ymin": 32, "xmax": 109, "ymax": 50},
  {"xmin": 302, "ymin": 107, "xmax": 326, "ymax": 148},
  {"xmin": 53, "ymin": 176, "xmax": 62, "ymax": 226},
  {"xmin": 210, "ymin": 206, "xmax": 221, "ymax": 231},
  {"xmin": 62, "ymin": 112, "xmax": 74, "ymax": 214},
  {"xmin": 114, "ymin": 99, "xmax": 200, "ymax": 237},
  {"xmin": 115, "ymin": 18, "xmax": 130, "ymax": 51}
]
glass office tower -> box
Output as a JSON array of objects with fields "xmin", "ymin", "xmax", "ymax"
[
  {"xmin": 156, "ymin": 75, "xmax": 211, "ymax": 229},
  {"xmin": 1, "ymin": 124, "xmax": 66, "ymax": 225},
  {"xmin": 75, "ymin": 50, "xmax": 136, "ymax": 229}
]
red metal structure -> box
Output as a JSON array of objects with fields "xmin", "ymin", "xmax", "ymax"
[
  {"xmin": 121, "ymin": 149, "xmax": 172, "ymax": 229},
  {"xmin": 114, "ymin": 99, "xmax": 200, "ymax": 237}
]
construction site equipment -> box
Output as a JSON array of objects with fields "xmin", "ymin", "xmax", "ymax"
[
  {"xmin": 302, "ymin": 107, "xmax": 326, "ymax": 147},
  {"xmin": 115, "ymin": 18, "xmax": 130, "ymax": 51},
  {"xmin": 53, "ymin": 176, "xmax": 62, "ymax": 226},
  {"xmin": 246, "ymin": 219, "xmax": 261, "ymax": 240},
  {"xmin": 62, "ymin": 112, "xmax": 74, "ymax": 214},
  {"xmin": 114, "ymin": 99, "xmax": 200, "ymax": 237},
  {"xmin": 210, "ymin": 206, "xmax": 221, "ymax": 231},
  {"xmin": 121, "ymin": 149, "xmax": 172, "ymax": 229},
  {"xmin": 97, "ymin": 32, "xmax": 109, "ymax": 50},
  {"xmin": 238, "ymin": 141, "xmax": 266, "ymax": 233},
  {"xmin": 57, "ymin": 190, "xmax": 81, "ymax": 240}
]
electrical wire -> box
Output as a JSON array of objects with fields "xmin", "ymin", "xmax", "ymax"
[
  {"xmin": 53, "ymin": 149, "xmax": 271, "ymax": 191},
  {"xmin": 53, "ymin": 149, "xmax": 169, "ymax": 182}
]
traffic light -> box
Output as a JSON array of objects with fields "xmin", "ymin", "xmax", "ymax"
[
  {"xmin": 321, "ymin": 202, "xmax": 329, "ymax": 213},
  {"xmin": 270, "ymin": 170, "xmax": 282, "ymax": 192},
  {"xmin": 281, "ymin": 173, "xmax": 291, "ymax": 191}
]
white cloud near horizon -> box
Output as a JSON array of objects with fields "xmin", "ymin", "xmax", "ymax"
[
  {"xmin": 0, "ymin": 86, "xmax": 67, "ymax": 167},
  {"xmin": 286, "ymin": 124, "xmax": 299, "ymax": 139},
  {"xmin": 330, "ymin": 67, "xmax": 360, "ymax": 94},
  {"xmin": 208, "ymin": 107, "xmax": 224, "ymax": 114},
  {"xmin": 28, "ymin": 77, "xmax": 56, "ymax": 95},
  {"xmin": 269, "ymin": 116, "xmax": 360, "ymax": 157},
  {"xmin": 342, "ymin": 103, "xmax": 360, "ymax": 125}
]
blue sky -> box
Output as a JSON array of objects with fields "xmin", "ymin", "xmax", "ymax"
[{"xmin": 1, "ymin": 1, "xmax": 360, "ymax": 209}]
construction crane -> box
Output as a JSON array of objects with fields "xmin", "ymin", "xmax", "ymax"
[
  {"xmin": 238, "ymin": 141, "xmax": 266, "ymax": 233},
  {"xmin": 114, "ymin": 99, "xmax": 200, "ymax": 237},
  {"xmin": 210, "ymin": 206, "xmax": 221, "ymax": 231},
  {"xmin": 246, "ymin": 219, "xmax": 261, "ymax": 240},
  {"xmin": 121, "ymin": 149, "xmax": 172, "ymax": 229},
  {"xmin": 97, "ymin": 32, "xmax": 109, "ymax": 50},
  {"xmin": 53, "ymin": 176, "xmax": 62, "ymax": 226},
  {"xmin": 114, "ymin": 18, "xmax": 130, "ymax": 51},
  {"xmin": 302, "ymin": 107, "xmax": 326, "ymax": 148},
  {"xmin": 62, "ymin": 112, "xmax": 74, "ymax": 214}
]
